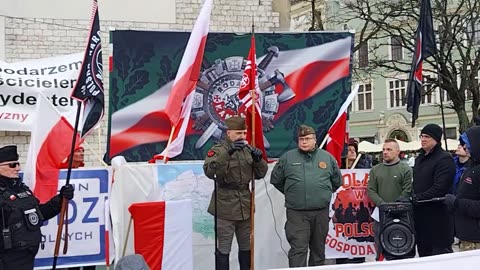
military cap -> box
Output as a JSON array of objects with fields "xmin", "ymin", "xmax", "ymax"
[
  {"xmin": 298, "ymin": 125, "xmax": 316, "ymax": 137},
  {"xmin": 0, "ymin": 145, "xmax": 19, "ymax": 163},
  {"xmin": 225, "ymin": 116, "xmax": 247, "ymax": 130}
]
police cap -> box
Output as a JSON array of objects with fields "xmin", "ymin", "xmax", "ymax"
[{"xmin": 0, "ymin": 145, "xmax": 19, "ymax": 163}]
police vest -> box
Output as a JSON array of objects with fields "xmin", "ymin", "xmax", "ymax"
[{"xmin": 0, "ymin": 185, "xmax": 43, "ymax": 250}]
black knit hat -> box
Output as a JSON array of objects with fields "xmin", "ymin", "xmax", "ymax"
[
  {"xmin": 421, "ymin": 124, "xmax": 443, "ymax": 143},
  {"xmin": 0, "ymin": 145, "xmax": 19, "ymax": 163}
]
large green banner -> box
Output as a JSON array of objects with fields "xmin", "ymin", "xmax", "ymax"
[{"xmin": 108, "ymin": 30, "xmax": 353, "ymax": 161}]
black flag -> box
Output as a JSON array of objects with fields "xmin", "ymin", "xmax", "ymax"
[
  {"xmin": 71, "ymin": 0, "xmax": 104, "ymax": 137},
  {"xmin": 406, "ymin": 0, "xmax": 436, "ymax": 127}
]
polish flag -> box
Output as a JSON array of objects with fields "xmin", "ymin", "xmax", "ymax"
[
  {"xmin": 110, "ymin": 36, "xmax": 352, "ymax": 157},
  {"xmin": 238, "ymin": 34, "xmax": 267, "ymax": 159},
  {"xmin": 128, "ymin": 200, "xmax": 193, "ymax": 270},
  {"xmin": 156, "ymin": 0, "xmax": 212, "ymax": 161},
  {"xmin": 326, "ymin": 85, "xmax": 359, "ymax": 166},
  {"xmin": 24, "ymin": 94, "xmax": 82, "ymax": 203}
]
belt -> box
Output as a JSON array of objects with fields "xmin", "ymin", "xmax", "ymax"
[{"xmin": 217, "ymin": 183, "xmax": 249, "ymax": 191}]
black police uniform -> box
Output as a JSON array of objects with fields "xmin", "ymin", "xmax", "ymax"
[{"xmin": 0, "ymin": 175, "xmax": 63, "ymax": 270}]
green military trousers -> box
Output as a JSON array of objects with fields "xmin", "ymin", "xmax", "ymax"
[
  {"xmin": 285, "ymin": 208, "xmax": 329, "ymax": 267},
  {"xmin": 217, "ymin": 218, "xmax": 251, "ymax": 254}
]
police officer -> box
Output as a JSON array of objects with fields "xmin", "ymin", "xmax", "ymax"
[
  {"xmin": 203, "ymin": 116, "xmax": 268, "ymax": 270},
  {"xmin": 0, "ymin": 145, "xmax": 74, "ymax": 269},
  {"xmin": 271, "ymin": 125, "xmax": 342, "ymax": 267}
]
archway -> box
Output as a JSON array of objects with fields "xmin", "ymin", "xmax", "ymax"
[{"xmin": 388, "ymin": 129, "xmax": 410, "ymax": 142}]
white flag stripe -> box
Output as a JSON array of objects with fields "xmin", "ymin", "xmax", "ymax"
[
  {"xmin": 24, "ymin": 94, "xmax": 62, "ymax": 189},
  {"xmin": 333, "ymin": 84, "xmax": 359, "ymax": 123},
  {"xmin": 172, "ymin": 0, "xmax": 212, "ymax": 87}
]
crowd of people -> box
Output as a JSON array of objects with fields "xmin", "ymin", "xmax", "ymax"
[{"xmin": 203, "ymin": 120, "xmax": 480, "ymax": 268}]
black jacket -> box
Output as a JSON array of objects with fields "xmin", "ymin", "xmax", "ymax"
[
  {"xmin": 413, "ymin": 143, "xmax": 456, "ymax": 247},
  {"xmin": 452, "ymin": 126, "xmax": 480, "ymax": 242},
  {"xmin": 0, "ymin": 176, "xmax": 62, "ymax": 251}
]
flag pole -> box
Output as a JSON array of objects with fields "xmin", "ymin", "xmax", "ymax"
[
  {"xmin": 436, "ymin": 24, "xmax": 448, "ymax": 151},
  {"xmin": 52, "ymin": 100, "xmax": 82, "ymax": 269},
  {"xmin": 162, "ymin": 126, "xmax": 177, "ymax": 163},
  {"xmin": 319, "ymin": 133, "xmax": 330, "ymax": 149},
  {"xmin": 249, "ymin": 19, "xmax": 256, "ymax": 270}
]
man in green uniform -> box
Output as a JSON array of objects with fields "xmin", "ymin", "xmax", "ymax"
[
  {"xmin": 203, "ymin": 116, "xmax": 268, "ymax": 270},
  {"xmin": 271, "ymin": 125, "xmax": 342, "ymax": 267},
  {"xmin": 367, "ymin": 139, "xmax": 412, "ymax": 260}
]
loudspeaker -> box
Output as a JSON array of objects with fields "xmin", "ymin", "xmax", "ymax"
[{"xmin": 379, "ymin": 202, "xmax": 416, "ymax": 260}]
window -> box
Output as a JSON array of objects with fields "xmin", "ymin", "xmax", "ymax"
[
  {"xmin": 388, "ymin": 79, "xmax": 407, "ymax": 108},
  {"xmin": 358, "ymin": 43, "xmax": 369, "ymax": 68},
  {"xmin": 444, "ymin": 127, "xmax": 457, "ymax": 139},
  {"xmin": 421, "ymin": 75, "xmax": 435, "ymax": 105},
  {"xmin": 355, "ymin": 83, "xmax": 373, "ymax": 111},
  {"xmin": 466, "ymin": 19, "xmax": 480, "ymax": 45},
  {"xmin": 391, "ymin": 36, "xmax": 403, "ymax": 61}
]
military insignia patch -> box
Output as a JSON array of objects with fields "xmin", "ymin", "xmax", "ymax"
[
  {"xmin": 319, "ymin": 162, "xmax": 327, "ymax": 169},
  {"xmin": 207, "ymin": 150, "xmax": 215, "ymax": 157}
]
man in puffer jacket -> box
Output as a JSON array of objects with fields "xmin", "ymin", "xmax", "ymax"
[{"xmin": 444, "ymin": 125, "xmax": 480, "ymax": 251}]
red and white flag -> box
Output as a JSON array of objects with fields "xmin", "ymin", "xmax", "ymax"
[
  {"xmin": 24, "ymin": 94, "xmax": 82, "ymax": 203},
  {"xmin": 110, "ymin": 36, "xmax": 352, "ymax": 157},
  {"xmin": 238, "ymin": 34, "xmax": 267, "ymax": 159},
  {"xmin": 128, "ymin": 200, "xmax": 192, "ymax": 270},
  {"xmin": 156, "ymin": 0, "xmax": 212, "ymax": 161},
  {"xmin": 326, "ymin": 85, "xmax": 359, "ymax": 166}
]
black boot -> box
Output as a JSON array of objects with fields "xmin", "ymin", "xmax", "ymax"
[
  {"xmin": 216, "ymin": 250, "xmax": 230, "ymax": 270},
  {"xmin": 238, "ymin": 250, "xmax": 251, "ymax": 270}
]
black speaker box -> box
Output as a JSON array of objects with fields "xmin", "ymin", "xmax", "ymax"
[{"xmin": 379, "ymin": 202, "xmax": 416, "ymax": 260}]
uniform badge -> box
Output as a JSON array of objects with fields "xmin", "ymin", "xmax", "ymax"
[
  {"xmin": 207, "ymin": 150, "xmax": 215, "ymax": 157},
  {"xmin": 28, "ymin": 212, "xmax": 39, "ymax": 225},
  {"xmin": 24, "ymin": 208, "xmax": 39, "ymax": 226},
  {"xmin": 319, "ymin": 162, "xmax": 327, "ymax": 169}
]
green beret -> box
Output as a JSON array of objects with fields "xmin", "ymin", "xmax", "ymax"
[
  {"xmin": 225, "ymin": 116, "xmax": 247, "ymax": 130},
  {"xmin": 0, "ymin": 145, "xmax": 19, "ymax": 163},
  {"xmin": 298, "ymin": 125, "xmax": 315, "ymax": 137}
]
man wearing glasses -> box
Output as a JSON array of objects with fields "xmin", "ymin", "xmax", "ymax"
[
  {"xmin": 412, "ymin": 124, "xmax": 456, "ymax": 257},
  {"xmin": 0, "ymin": 145, "xmax": 74, "ymax": 269},
  {"xmin": 271, "ymin": 125, "xmax": 342, "ymax": 267}
]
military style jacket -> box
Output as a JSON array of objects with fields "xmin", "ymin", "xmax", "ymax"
[
  {"xmin": 0, "ymin": 176, "xmax": 62, "ymax": 251},
  {"xmin": 271, "ymin": 147, "xmax": 342, "ymax": 210},
  {"xmin": 203, "ymin": 139, "xmax": 268, "ymax": 221}
]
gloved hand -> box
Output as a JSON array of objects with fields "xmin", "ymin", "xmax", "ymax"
[
  {"xmin": 60, "ymin": 184, "xmax": 74, "ymax": 200},
  {"xmin": 228, "ymin": 140, "xmax": 246, "ymax": 155},
  {"xmin": 444, "ymin": 194, "xmax": 457, "ymax": 211},
  {"xmin": 251, "ymin": 147, "xmax": 263, "ymax": 162},
  {"xmin": 409, "ymin": 194, "xmax": 418, "ymax": 205}
]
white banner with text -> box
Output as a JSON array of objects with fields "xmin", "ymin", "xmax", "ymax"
[{"xmin": 0, "ymin": 53, "xmax": 83, "ymax": 131}]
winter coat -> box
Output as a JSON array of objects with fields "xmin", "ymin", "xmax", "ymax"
[
  {"xmin": 451, "ymin": 126, "xmax": 480, "ymax": 242},
  {"xmin": 413, "ymin": 144, "xmax": 456, "ymax": 247}
]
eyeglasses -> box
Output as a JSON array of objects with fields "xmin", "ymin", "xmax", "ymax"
[
  {"xmin": 299, "ymin": 137, "xmax": 316, "ymax": 142},
  {"xmin": 0, "ymin": 162, "xmax": 20, "ymax": 168}
]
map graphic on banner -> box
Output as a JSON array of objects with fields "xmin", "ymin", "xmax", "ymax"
[
  {"xmin": 156, "ymin": 163, "xmax": 214, "ymax": 240},
  {"xmin": 0, "ymin": 53, "xmax": 83, "ymax": 131},
  {"xmin": 108, "ymin": 31, "xmax": 354, "ymax": 161}
]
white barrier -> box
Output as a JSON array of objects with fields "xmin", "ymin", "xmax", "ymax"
[{"xmin": 268, "ymin": 249, "xmax": 480, "ymax": 270}]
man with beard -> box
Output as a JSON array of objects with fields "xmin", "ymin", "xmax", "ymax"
[
  {"xmin": 412, "ymin": 124, "xmax": 456, "ymax": 257},
  {"xmin": 0, "ymin": 145, "xmax": 74, "ymax": 269}
]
